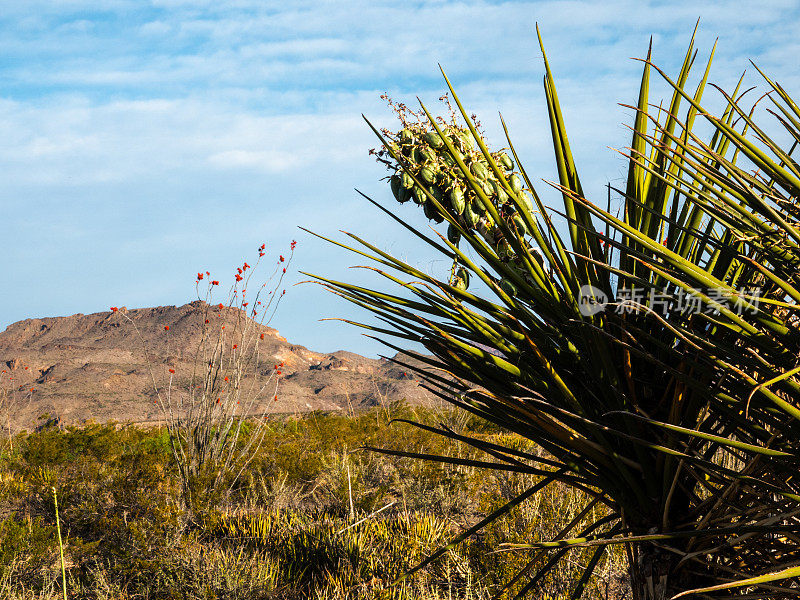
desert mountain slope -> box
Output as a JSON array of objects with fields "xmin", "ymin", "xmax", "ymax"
[{"xmin": 0, "ymin": 301, "xmax": 439, "ymax": 431}]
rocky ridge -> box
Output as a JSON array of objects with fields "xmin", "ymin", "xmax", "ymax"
[{"xmin": 0, "ymin": 301, "xmax": 438, "ymax": 431}]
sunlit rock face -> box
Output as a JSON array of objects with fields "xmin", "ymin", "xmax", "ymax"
[{"xmin": 0, "ymin": 302, "xmax": 442, "ymax": 431}]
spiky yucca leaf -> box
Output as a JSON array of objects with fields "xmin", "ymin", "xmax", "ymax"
[{"xmin": 309, "ymin": 28, "xmax": 800, "ymax": 599}]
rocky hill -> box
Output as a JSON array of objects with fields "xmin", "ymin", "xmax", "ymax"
[{"xmin": 0, "ymin": 302, "xmax": 440, "ymax": 431}]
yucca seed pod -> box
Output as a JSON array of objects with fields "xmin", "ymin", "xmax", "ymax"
[
  {"xmin": 454, "ymin": 267, "xmax": 470, "ymax": 290},
  {"xmin": 424, "ymin": 131, "xmax": 444, "ymax": 148},
  {"xmin": 430, "ymin": 186, "xmax": 444, "ymax": 203},
  {"xmin": 480, "ymin": 180, "xmax": 494, "ymax": 198},
  {"xmin": 512, "ymin": 213, "xmax": 528, "ymax": 235},
  {"xmin": 420, "ymin": 146, "xmax": 436, "ymax": 163},
  {"xmin": 465, "ymin": 207, "xmax": 481, "ymax": 228},
  {"xmin": 410, "ymin": 147, "xmax": 423, "ymax": 164},
  {"xmin": 398, "ymin": 185, "xmax": 411, "ymax": 203},
  {"xmin": 447, "ymin": 223, "xmax": 461, "ymax": 245},
  {"xmin": 471, "ymin": 161, "xmax": 489, "ymax": 180},
  {"xmin": 399, "ymin": 128, "xmax": 414, "ymax": 143},
  {"xmin": 518, "ymin": 192, "xmax": 534, "ymax": 216},
  {"xmin": 492, "ymin": 180, "xmax": 509, "ymax": 204},
  {"xmin": 401, "ymin": 172, "xmax": 415, "ymax": 189},
  {"xmin": 424, "ymin": 200, "xmax": 444, "ymax": 223},
  {"xmin": 498, "ymin": 153, "xmax": 514, "ymax": 171},
  {"xmin": 465, "ymin": 198, "xmax": 481, "ymax": 228},
  {"xmin": 442, "ymin": 152, "xmax": 456, "ymax": 167},
  {"xmin": 390, "ymin": 174, "xmax": 402, "ymax": 201},
  {"xmin": 499, "ymin": 278, "xmax": 517, "ymax": 297},
  {"xmin": 509, "ymin": 173, "xmax": 523, "ymax": 193},
  {"xmin": 420, "ymin": 166, "xmax": 437, "ymax": 184},
  {"xmin": 412, "ymin": 185, "xmax": 427, "ymax": 205},
  {"xmin": 457, "ymin": 130, "xmax": 474, "ymax": 150},
  {"xmin": 449, "ymin": 186, "xmax": 466, "ymax": 215}
]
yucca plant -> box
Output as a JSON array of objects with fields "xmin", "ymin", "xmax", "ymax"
[{"xmin": 307, "ymin": 26, "xmax": 800, "ymax": 599}]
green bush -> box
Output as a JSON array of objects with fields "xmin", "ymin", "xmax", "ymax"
[{"xmin": 0, "ymin": 514, "xmax": 56, "ymax": 587}]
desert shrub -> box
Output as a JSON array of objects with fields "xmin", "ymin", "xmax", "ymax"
[
  {"xmin": 0, "ymin": 514, "xmax": 57, "ymax": 587},
  {"xmin": 1, "ymin": 424, "xmax": 184, "ymax": 597},
  {"xmin": 111, "ymin": 247, "xmax": 296, "ymax": 513},
  {"xmin": 0, "ymin": 406, "xmax": 626, "ymax": 598}
]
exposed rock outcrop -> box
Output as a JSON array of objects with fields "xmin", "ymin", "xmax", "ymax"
[{"xmin": 0, "ymin": 302, "xmax": 441, "ymax": 431}]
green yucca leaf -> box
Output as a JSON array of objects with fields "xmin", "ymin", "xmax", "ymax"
[{"xmin": 671, "ymin": 564, "xmax": 800, "ymax": 599}]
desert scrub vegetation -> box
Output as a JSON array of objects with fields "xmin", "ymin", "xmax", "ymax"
[{"xmin": 0, "ymin": 405, "xmax": 627, "ymax": 599}]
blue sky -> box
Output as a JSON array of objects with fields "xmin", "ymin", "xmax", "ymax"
[{"xmin": 2, "ymin": 0, "xmax": 799, "ymax": 356}]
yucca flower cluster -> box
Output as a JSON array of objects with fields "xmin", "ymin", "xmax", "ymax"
[{"xmin": 375, "ymin": 107, "xmax": 538, "ymax": 295}]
